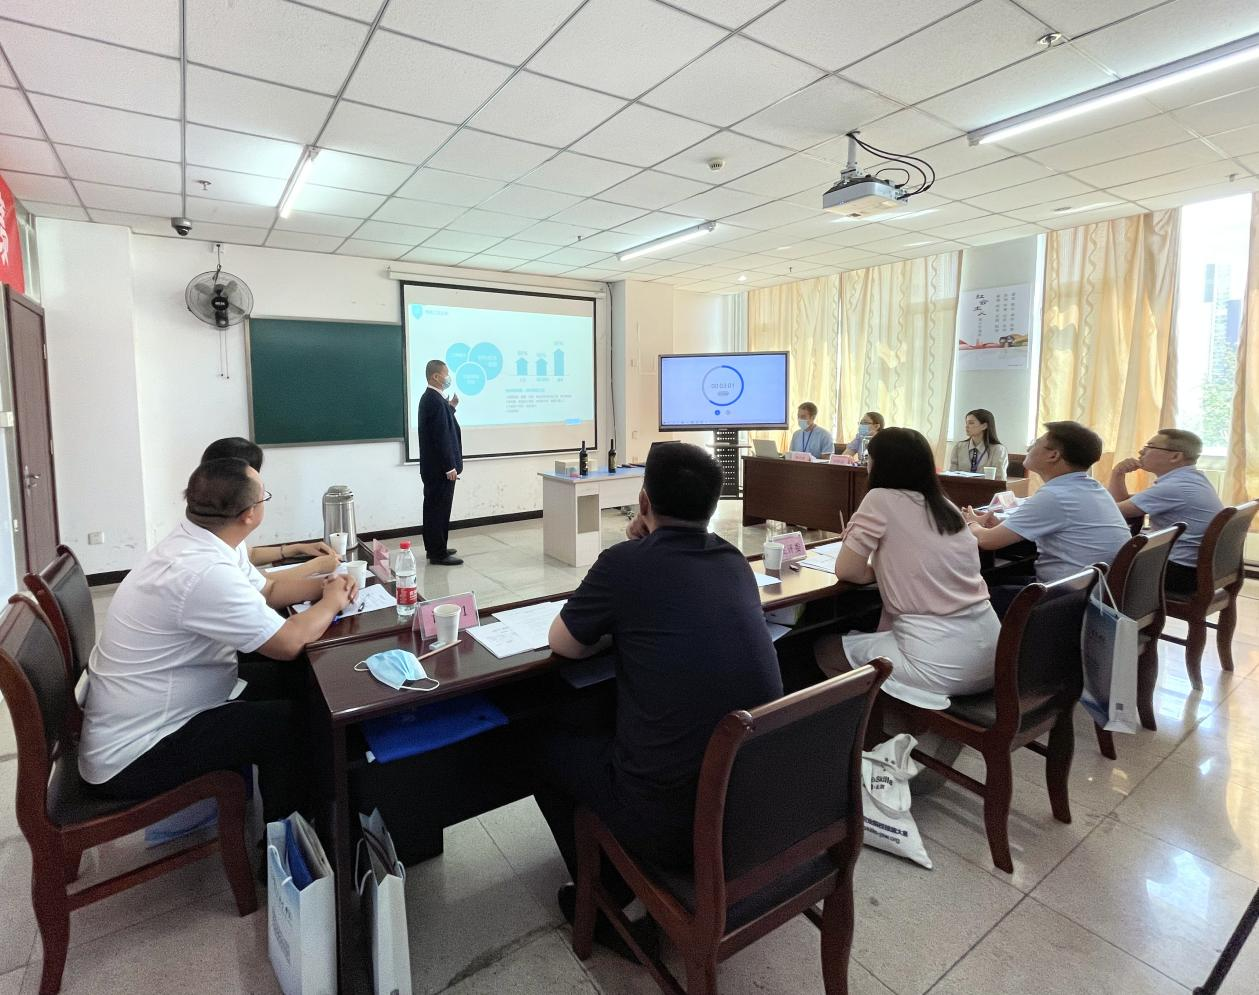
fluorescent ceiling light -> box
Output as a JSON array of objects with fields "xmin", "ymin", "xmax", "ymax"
[
  {"xmin": 278, "ymin": 147, "xmax": 319, "ymax": 219},
  {"xmin": 969, "ymin": 32, "xmax": 1259, "ymax": 146},
  {"xmin": 617, "ymin": 221, "xmax": 716, "ymax": 261},
  {"xmin": 1051, "ymin": 201, "xmax": 1118, "ymax": 215}
]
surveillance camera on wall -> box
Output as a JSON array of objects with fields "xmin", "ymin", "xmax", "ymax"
[{"xmin": 171, "ymin": 216, "xmax": 192, "ymax": 236}]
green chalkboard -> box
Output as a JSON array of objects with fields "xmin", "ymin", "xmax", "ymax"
[{"xmin": 247, "ymin": 317, "xmax": 404, "ymax": 445}]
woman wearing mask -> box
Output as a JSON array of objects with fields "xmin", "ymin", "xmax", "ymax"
[
  {"xmin": 947, "ymin": 408, "xmax": 1008, "ymax": 477},
  {"xmin": 842, "ymin": 411, "xmax": 884, "ymax": 458}
]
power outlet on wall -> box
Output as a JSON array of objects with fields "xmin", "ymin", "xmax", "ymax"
[{"xmin": 87, "ymin": 531, "xmax": 106, "ymax": 545}]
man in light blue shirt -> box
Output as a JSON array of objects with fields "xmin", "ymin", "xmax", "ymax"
[
  {"xmin": 1108, "ymin": 428, "xmax": 1223, "ymax": 593},
  {"xmin": 788, "ymin": 402, "xmax": 834, "ymax": 459},
  {"xmin": 964, "ymin": 421, "xmax": 1130, "ymax": 605}
]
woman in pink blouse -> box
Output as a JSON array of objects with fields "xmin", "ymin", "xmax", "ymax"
[{"xmin": 819, "ymin": 427, "xmax": 999, "ymax": 706}]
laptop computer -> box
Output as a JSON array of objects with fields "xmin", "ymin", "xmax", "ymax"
[{"xmin": 751, "ymin": 438, "xmax": 781, "ymax": 458}]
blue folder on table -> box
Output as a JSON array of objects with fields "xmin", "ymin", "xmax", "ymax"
[{"xmin": 361, "ymin": 694, "xmax": 509, "ymax": 763}]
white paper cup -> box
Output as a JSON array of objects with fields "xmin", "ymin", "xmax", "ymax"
[
  {"xmin": 434, "ymin": 603, "xmax": 462, "ymax": 645},
  {"xmin": 346, "ymin": 560, "xmax": 368, "ymax": 589},
  {"xmin": 983, "ymin": 466, "xmax": 998, "ymax": 480},
  {"xmin": 763, "ymin": 542, "xmax": 784, "ymax": 571},
  {"xmin": 329, "ymin": 532, "xmax": 348, "ymax": 557}
]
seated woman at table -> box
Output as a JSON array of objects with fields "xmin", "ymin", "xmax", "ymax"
[
  {"xmin": 819, "ymin": 427, "xmax": 999, "ymax": 704},
  {"xmin": 947, "ymin": 407, "xmax": 1009, "ymax": 477},
  {"xmin": 788, "ymin": 401, "xmax": 834, "ymax": 459},
  {"xmin": 841, "ymin": 410, "xmax": 884, "ymax": 458}
]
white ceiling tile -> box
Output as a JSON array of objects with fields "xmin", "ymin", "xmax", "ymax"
[
  {"xmin": 187, "ymin": 0, "xmax": 367, "ymax": 94},
  {"xmin": 0, "ymin": 136, "xmax": 59, "ymax": 176},
  {"xmin": 511, "ymin": 260, "xmax": 573, "ymax": 275},
  {"xmin": 518, "ymin": 152, "xmax": 639, "ymax": 196},
  {"xmin": 186, "ymin": 66, "xmax": 332, "ymax": 143},
  {"xmin": 1, "ymin": 0, "xmax": 181, "ymax": 56},
  {"xmin": 0, "ymin": 21, "xmax": 179, "ymax": 116},
  {"xmin": 1144, "ymin": 55, "xmax": 1259, "ymax": 112},
  {"xmin": 0, "ymin": 63, "xmax": 12, "ymax": 88},
  {"xmin": 561, "ymin": 267, "xmax": 622, "ymax": 280},
  {"xmin": 479, "ymin": 184, "xmax": 585, "ymax": 219},
  {"xmin": 800, "ymin": 244, "xmax": 881, "ymax": 265},
  {"xmin": 24, "ymin": 200, "xmax": 89, "ymax": 221},
  {"xmin": 383, "ymin": 0, "xmax": 582, "ymax": 63},
  {"xmin": 2, "ymin": 171, "xmax": 77, "ymax": 205},
  {"xmin": 666, "ymin": 186, "xmax": 768, "ymax": 219},
  {"xmin": 58, "ymin": 145, "xmax": 181, "ymax": 191},
  {"xmin": 965, "ymin": 174, "xmax": 1095, "ymax": 212},
  {"xmin": 573, "ymin": 105, "xmax": 715, "ymax": 168},
  {"xmin": 1213, "ymin": 124, "xmax": 1259, "ymax": 158},
  {"xmin": 1172, "ymin": 88, "xmax": 1259, "ymax": 137},
  {"xmin": 181, "ymin": 222, "xmax": 268, "ymax": 246},
  {"xmin": 1016, "ymin": 0, "xmax": 1157, "ymax": 36},
  {"xmin": 1135, "ymin": 175, "xmax": 1259, "ymax": 211},
  {"xmin": 266, "ymin": 230, "xmax": 345, "ymax": 252},
  {"xmin": 881, "ymin": 201, "xmax": 984, "ymax": 229},
  {"xmin": 29, "ymin": 94, "xmax": 180, "ymax": 160},
  {"xmin": 353, "ymin": 219, "xmax": 439, "ymax": 244},
  {"xmin": 634, "ymin": 259, "xmax": 703, "ymax": 275},
  {"xmin": 394, "ymin": 168, "xmax": 504, "ymax": 206},
  {"xmin": 467, "ymin": 72, "xmax": 626, "ymax": 147},
  {"xmin": 563, "ymin": 230, "xmax": 642, "ymax": 252},
  {"xmin": 427, "ymin": 130, "xmax": 556, "ymax": 181},
  {"xmin": 719, "ymin": 200, "xmax": 823, "ymax": 229},
  {"xmin": 918, "ymin": 46, "xmax": 1115, "ymax": 133},
  {"xmin": 320, "ymin": 102, "xmax": 455, "ymax": 165},
  {"xmin": 1039, "ymin": 204, "xmax": 1145, "ymax": 228},
  {"xmin": 294, "ymin": 185, "xmax": 386, "ymax": 217},
  {"xmin": 744, "ymin": 0, "xmax": 973, "ymax": 71},
  {"xmin": 643, "ymin": 37, "xmax": 822, "ymax": 127},
  {"xmin": 654, "ymin": 131, "xmax": 790, "ymax": 183},
  {"xmin": 462, "ymin": 254, "xmax": 530, "ymax": 272},
  {"xmin": 446, "ymin": 209, "xmax": 534, "ymax": 237},
  {"xmin": 85, "ymin": 209, "xmax": 174, "ymax": 236},
  {"xmin": 1006, "ymin": 196, "xmax": 1132, "ymax": 222},
  {"xmin": 930, "ymin": 156, "xmax": 1055, "ymax": 199},
  {"xmin": 844, "ymin": 1, "xmax": 1049, "ymax": 105},
  {"xmin": 344, "ymin": 30, "xmax": 512, "ymax": 124},
  {"xmin": 809, "ymin": 110, "xmax": 962, "ymax": 164},
  {"xmin": 542, "ymin": 246, "xmax": 611, "ymax": 266},
  {"xmin": 514, "ymin": 220, "xmax": 599, "ymax": 245},
  {"xmin": 337, "ymin": 238, "xmax": 407, "ymax": 259},
  {"xmin": 185, "ymin": 197, "xmax": 275, "ymax": 227},
  {"xmin": 908, "ymin": 136, "xmax": 1013, "ymax": 181},
  {"xmin": 185, "ymin": 125, "xmax": 302, "ymax": 180},
  {"xmin": 734, "ymin": 77, "xmax": 899, "ymax": 151},
  {"xmin": 480, "ymin": 239, "xmax": 556, "ymax": 260},
  {"xmin": 548, "ymin": 199, "xmax": 648, "ymax": 228},
  {"xmin": 183, "ymin": 166, "xmax": 285, "ymax": 206},
  {"xmin": 1073, "ymin": 0, "xmax": 1259, "ymax": 77},
  {"xmin": 1070, "ymin": 140, "xmax": 1226, "ymax": 188},
  {"xmin": 614, "ymin": 211, "xmax": 705, "ymax": 237},
  {"xmin": 672, "ymin": 246, "xmax": 741, "ymax": 264},
  {"xmin": 303, "ymin": 0, "xmax": 385, "ymax": 21},
  {"xmin": 726, "ymin": 154, "xmax": 838, "ymax": 198},
  {"xmin": 1110, "ymin": 160, "xmax": 1250, "ymax": 199},
  {"xmin": 598, "ymin": 171, "xmax": 710, "ymax": 210},
  {"xmin": 400, "ymin": 246, "xmax": 472, "ymax": 264},
  {"xmin": 0, "ymin": 88, "xmax": 42, "ymax": 139},
  {"xmin": 371, "ymin": 196, "xmax": 466, "ymax": 226},
  {"xmin": 665, "ymin": 1, "xmax": 780, "ymax": 28},
  {"xmin": 1021, "ymin": 115, "xmax": 1194, "ymax": 172},
  {"xmin": 424, "ymin": 230, "xmax": 501, "ymax": 252},
  {"xmin": 274, "ymin": 211, "xmax": 362, "ymax": 237},
  {"xmin": 958, "ymin": 224, "xmax": 1045, "ymax": 246},
  {"xmin": 76, "ymin": 181, "xmax": 181, "ymax": 215},
  {"xmin": 527, "ymin": 0, "xmax": 725, "ymax": 99},
  {"xmin": 306, "ymin": 149, "xmax": 414, "ymax": 194}
]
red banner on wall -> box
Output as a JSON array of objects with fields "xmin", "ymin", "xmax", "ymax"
[{"xmin": 0, "ymin": 175, "xmax": 25, "ymax": 294}]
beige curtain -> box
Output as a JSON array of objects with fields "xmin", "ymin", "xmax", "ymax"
[
  {"xmin": 747, "ymin": 275, "xmax": 840, "ymax": 451},
  {"xmin": 1224, "ymin": 192, "xmax": 1259, "ymax": 522},
  {"xmin": 1039, "ymin": 209, "xmax": 1179, "ymax": 483},
  {"xmin": 838, "ymin": 252, "xmax": 962, "ymax": 460}
]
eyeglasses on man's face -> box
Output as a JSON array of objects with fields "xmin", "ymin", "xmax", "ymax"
[
  {"xmin": 1139, "ymin": 445, "xmax": 1178, "ymax": 454},
  {"xmin": 190, "ymin": 489, "xmax": 272, "ymax": 519}
]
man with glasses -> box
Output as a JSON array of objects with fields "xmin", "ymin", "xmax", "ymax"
[
  {"xmin": 79, "ymin": 458, "xmax": 356, "ymax": 824},
  {"xmin": 1108, "ymin": 428, "xmax": 1223, "ymax": 593}
]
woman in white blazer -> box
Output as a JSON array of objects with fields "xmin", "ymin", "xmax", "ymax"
[{"xmin": 948, "ymin": 408, "xmax": 1008, "ymax": 477}]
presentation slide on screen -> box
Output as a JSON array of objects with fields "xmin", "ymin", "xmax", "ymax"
[
  {"xmin": 403, "ymin": 282, "xmax": 597, "ymax": 460},
  {"xmin": 659, "ymin": 353, "xmax": 789, "ymax": 430}
]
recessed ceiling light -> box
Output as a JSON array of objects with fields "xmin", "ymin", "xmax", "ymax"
[
  {"xmin": 736, "ymin": 273, "xmax": 748, "ymax": 282},
  {"xmin": 1037, "ymin": 32, "xmax": 1066, "ymax": 48},
  {"xmin": 776, "ymin": 245, "xmax": 792, "ymax": 250},
  {"xmin": 1051, "ymin": 201, "xmax": 1117, "ymax": 215}
]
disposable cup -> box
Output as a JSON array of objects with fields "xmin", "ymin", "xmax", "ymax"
[
  {"xmin": 329, "ymin": 532, "xmax": 348, "ymax": 557},
  {"xmin": 983, "ymin": 467, "xmax": 998, "ymax": 480},
  {"xmin": 346, "ymin": 560, "xmax": 368, "ymax": 589},
  {"xmin": 434, "ymin": 603, "xmax": 462, "ymax": 645},
  {"xmin": 763, "ymin": 542, "xmax": 784, "ymax": 571}
]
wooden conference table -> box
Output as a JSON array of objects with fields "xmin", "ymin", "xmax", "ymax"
[{"xmin": 305, "ymin": 538, "xmax": 845, "ymax": 993}]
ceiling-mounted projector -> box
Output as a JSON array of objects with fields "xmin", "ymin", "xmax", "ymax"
[{"xmin": 822, "ymin": 132, "xmax": 932, "ymax": 218}]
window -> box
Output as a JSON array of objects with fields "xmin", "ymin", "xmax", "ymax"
[{"xmin": 1175, "ymin": 195, "xmax": 1252, "ymax": 455}]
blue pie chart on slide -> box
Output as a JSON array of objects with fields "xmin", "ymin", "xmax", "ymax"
[
  {"xmin": 702, "ymin": 365, "xmax": 744, "ymax": 407},
  {"xmin": 470, "ymin": 342, "xmax": 503, "ymax": 379},
  {"xmin": 446, "ymin": 342, "xmax": 471, "ymax": 369},
  {"xmin": 456, "ymin": 362, "xmax": 487, "ymax": 395}
]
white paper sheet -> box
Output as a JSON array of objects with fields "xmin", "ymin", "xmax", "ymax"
[
  {"xmin": 800, "ymin": 541, "xmax": 843, "ymax": 572},
  {"xmin": 766, "ymin": 622, "xmax": 792, "ymax": 642},
  {"xmin": 467, "ymin": 622, "xmax": 537, "ymax": 659},
  {"xmin": 490, "ymin": 600, "xmax": 567, "ymax": 650},
  {"xmin": 293, "ymin": 583, "xmax": 397, "ymax": 617},
  {"xmin": 753, "ymin": 572, "xmax": 781, "ymax": 588}
]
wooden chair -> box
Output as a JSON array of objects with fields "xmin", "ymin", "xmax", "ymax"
[
  {"xmin": 1161, "ymin": 501, "xmax": 1259, "ymax": 688},
  {"xmin": 25, "ymin": 544, "xmax": 95, "ymax": 735},
  {"xmin": 571, "ymin": 660, "xmax": 891, "ymax": 995},
  {"xmin": 871, "ymin": 569, "xmax": 1099, "ymax": 874},
  {"xmin": 0, "ymin": 594, "xmax": 257, "ymax": 995},
  {"xmin": 1006, "ymin": 453, "xmax": 1026, "ymax": 479}
]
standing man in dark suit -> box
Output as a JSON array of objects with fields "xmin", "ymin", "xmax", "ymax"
[{"xmin": 417, "ymin": 359, "xmax": 463, "ymax": 566}]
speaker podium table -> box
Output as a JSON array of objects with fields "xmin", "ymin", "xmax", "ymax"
[{"xmin": 539, "ymin": 466, "xmax": 646, "ymax": 566}]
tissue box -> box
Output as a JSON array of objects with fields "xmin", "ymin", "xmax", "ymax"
[{"xmin": 554, "ymin": 460, "xmax": 578, "ymax": 475}]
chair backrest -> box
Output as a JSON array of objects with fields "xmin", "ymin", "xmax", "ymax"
[
  {"xmin": 994, "ymin": 569, "xmax": 1099, "ymax": 735},
  {"xmin": 1108, "ymin": 524, "xmax": 1184, "ymax": 625},
  {"xmin": 1197, "ymin": 501, "xmax": 1259, "ymax": 598},
  {"xmin": 688, "ymin": 660, "xmax": 890, "ymax": 924},
  {"xmin": 24, "ymin": 544, "xmax": 95, "ymax": 688},
  {"xmin": 1006, "ymin": 453, "xmax": 1026, "ymax": 479},
  {"xmin": 0, "ymin": 595, "xmax": 71, "ymax": 840}
]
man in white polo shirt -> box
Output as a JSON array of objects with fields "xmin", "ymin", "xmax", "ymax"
[
  {"xmin": 963, "ymin": 421, "xmax": 1131, "ymax": 611},
  {"xmin": 79, "ymin": 458, "xmax": 356, "ymax": 822},
  {"xmin": 1108, "ymin": 427, "xmax": 1223, "ymax": 594}
]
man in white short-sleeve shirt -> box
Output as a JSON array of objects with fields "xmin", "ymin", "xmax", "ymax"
[
  {"xmin": 1108, "ymin": 427, "xmax": 1223, "ymax": 594},
  {"xmin": 79, "ymin": 458, "xmax": 356, "ymax": 822}
]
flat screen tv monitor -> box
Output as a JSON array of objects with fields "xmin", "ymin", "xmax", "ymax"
[{"xmin": 658, "ymin": 352, "xmax": 790, "ymax": 431}]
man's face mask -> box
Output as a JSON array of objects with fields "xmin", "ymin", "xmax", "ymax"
[{"xmin": 355, "ymin": 649, "xmax": 440, "ymax": 692}]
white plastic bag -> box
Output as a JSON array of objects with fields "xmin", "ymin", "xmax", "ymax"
[
  {"xmin": 1080, "ymin": 575, "xmax": 1140, "ymax": 734},
  {"xmin": 860, "ymin": 734, "xmax": 932, "ymax": 869},
  {"xmin": 357, "ymin": 810, "xmax": 412, "ymax": 995}
]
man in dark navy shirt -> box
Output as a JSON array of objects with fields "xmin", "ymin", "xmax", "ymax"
[{"xmin": 538, "ymin": 441, "xmax": 783, "ymax": 925}]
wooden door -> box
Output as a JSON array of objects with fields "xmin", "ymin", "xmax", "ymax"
[{"xmin": 3, "ymin": 286, "xmax": 58, "ymax": 572}]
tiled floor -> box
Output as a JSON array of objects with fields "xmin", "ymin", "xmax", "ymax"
[{"xmin": 2, "ymin": 506, "xmax": 1258, "ymax": 993}]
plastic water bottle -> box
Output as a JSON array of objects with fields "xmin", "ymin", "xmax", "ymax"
[{"xmin": 395, "ymin": 541, "xmax": 418, "ymax": 619}]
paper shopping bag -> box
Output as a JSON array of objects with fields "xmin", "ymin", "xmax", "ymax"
[
  {"xmin": 268, "ymin": 814, "xmax": 336, "ymax": 995},
  {"xmin": 1080, "ymin": 576, "xmax": 1140, "ymax": 734},
  {"xmin": 357, "ymin": 810, "xmax": 412, "ymax": 995}
]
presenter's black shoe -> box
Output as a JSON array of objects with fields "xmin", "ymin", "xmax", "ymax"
[
  {"xmin": 442, "ymin": 548, "xmax": 457, "ymax": 556},
  {"xmin": 428, "ymin": 554, "xmax": 463, "ymax": 566}
]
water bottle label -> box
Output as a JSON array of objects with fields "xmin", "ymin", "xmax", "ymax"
[{"xmin": 397, "ymin": 584, "xmax": 417, "ymax": 606}]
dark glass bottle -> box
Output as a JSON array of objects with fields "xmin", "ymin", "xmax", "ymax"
[
  {"xmin": 607, "ymin": 437, "xmax": 617, "ymax": 473},
  {"xmin": 579, "ymin": 440, "xmax": 589, "ymax": 476}
]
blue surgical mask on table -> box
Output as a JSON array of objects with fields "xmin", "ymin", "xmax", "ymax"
[
  {"xmin": 355, "ymin": 649, "xmax": 440, "ymax": 692},
  {"xmin": 797, "ymin": 418, "xmax": 809, "ymax": 430}
]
